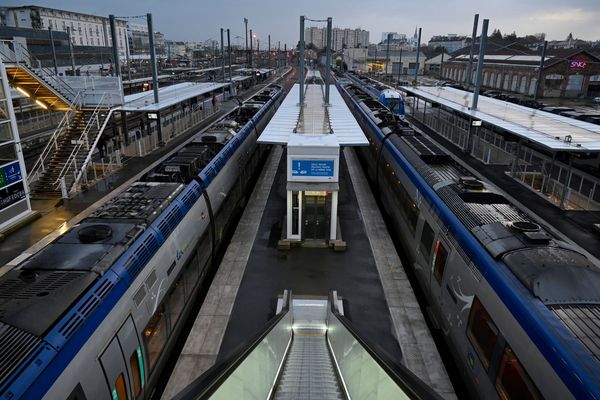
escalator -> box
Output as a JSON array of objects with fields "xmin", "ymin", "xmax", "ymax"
[
  {"xmin": 274, "ymin": 298, "xmax": 343, "ymax": 400},
  {"xmin": 172, "ymin": 291, "xmax": 442, "ymax": 400}
]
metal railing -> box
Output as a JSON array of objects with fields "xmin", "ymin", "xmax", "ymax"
[
  {"xmin": 27, "ymin": 92, "xmax": 82, "ymax": 186},
  {"xmin": 0, "ymin": 40, "xmax": 79, "ymax": 104},
  {"xmin": 55, "ymin": 94, "xmax": 113, "ymax": 197},
  {"xmin": 60, "ymin": 76, "xmax": 124, "ymax": 106}
]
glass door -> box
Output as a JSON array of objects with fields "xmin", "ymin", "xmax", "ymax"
[{"xmin": 303, "ymin": 192, "xmax": 328, "ymax": 240}]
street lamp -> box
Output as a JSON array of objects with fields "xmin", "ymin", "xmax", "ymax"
[{"xmin": 244, "ymin": 18, "xmax": 248, "ymax": 66}]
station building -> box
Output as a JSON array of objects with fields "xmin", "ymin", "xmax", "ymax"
[
  {"xmin": 441, "ymin": 49, "xmax": 600, "ymax": 98},
  {"xmin": 0, "ymin": 6, "xmax": 128, "ymax": 56}
]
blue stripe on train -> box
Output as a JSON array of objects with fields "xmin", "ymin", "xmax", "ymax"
[
  {"xmin": 3, "ymin": 87, "xmax": 282, "ymax": 400},
  {"xmin": 338, "ymin": 81, "xmax": 600, "ymax": 400}
]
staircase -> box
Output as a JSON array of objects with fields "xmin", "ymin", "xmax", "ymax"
[
  {"xmin": 30, "ymin": 103, "xmax": 111, "ymax": 198},
  {"xmin": 0, "ymin": 40, "xmax": 77, "ymax": 110}
]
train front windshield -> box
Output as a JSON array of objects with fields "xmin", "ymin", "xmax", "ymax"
[{"xmin": 387, "ymin": 99, "xmax": 400, "ymax": 113}]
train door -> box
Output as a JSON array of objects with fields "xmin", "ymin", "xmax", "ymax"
[
  {"xmin": 429, "ymin": 236, "xmax": 450, "ymax": 328},
  {"xmin": 414, "ymin": 219, "xmax": 434, "ymax": 292},
  {"xmin": 100, "ymin": 316, "xmax": 145, "ymax": 400},
  {"xmin": 117, "ymin": 316, "xmax": 145, "ymax": 400}
]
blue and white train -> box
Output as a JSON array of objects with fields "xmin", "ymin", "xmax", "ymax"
[
  {"xmin": 0, "ymin": 85, "xmax": 283, "ymax": 400},
  {"xmin": 339, "ymin": 79, "xmax": 600, "ymax": 400},
  {"xmin": 345, "ymin": 72, "xmax": 405, "ymax": 118}
]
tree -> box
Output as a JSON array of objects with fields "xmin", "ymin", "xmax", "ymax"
[
  {"xmin": 505, "ymin": 31, "xmax": 518, "ymax": 42},
  {"xmin": 490, "ymin": 29, "xmax": 503, "ymax": 41}
]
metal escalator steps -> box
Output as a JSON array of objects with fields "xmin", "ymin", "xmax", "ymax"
[{"xmin": 274, "ymin": 334, "xmax": 344, "ymax": 400}]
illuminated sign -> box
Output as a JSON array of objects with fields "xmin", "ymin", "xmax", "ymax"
[
  {"xmin": 570, "ymin": 55, "xmax": 589, "ymax": 70},
  {"xmin": 291, "ymin": 159, "xmax": 334, "ymax": 177},
  {"xmin": 147, "ymin": 112, "xmax": 158, "ymax": 120}
]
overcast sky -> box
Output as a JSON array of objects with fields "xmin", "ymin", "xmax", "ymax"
[{"xmin": 5, "ymin": 0, "xmax": 600, "ymax": 47}]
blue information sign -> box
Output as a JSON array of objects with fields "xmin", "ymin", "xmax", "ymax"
[
  {"xmin": 291, "ymin": 159, "xmax": 334, "ymax": 177},
  {"xmin": 2, "ymin": 161, "xmax": 22, "ymax": 186}
]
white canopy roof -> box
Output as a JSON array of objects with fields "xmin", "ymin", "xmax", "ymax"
[
  {"xmin": 404, "ymin": 86, "xmax": 600, "ymax": 152},
  {"xmin": 117, "ymin": 82, "xmax": 226, "ymax": 112},
  {"xmin": 258, "ymin": 83, "xmax": 368, "ymax": 146}
]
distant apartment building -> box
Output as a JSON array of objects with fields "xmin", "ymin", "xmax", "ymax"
[
  {"xmin": 381, "ymin": 32, "xmax": 406, "ymax": 42},
  {"xmin": 165, "ymin": 40, "xmax": 186, "ymax": 58},
  {"xmin": 154, "ymin": 32, "xmax": 165, "ymax": 56},
  {"xmin": 305, "ymin": 26, "xmax": 325, "ymax": 49},
  {"xmin": 428, "ymin": 34, "xmax": 469, "ymax": 54},
  {"xmin": 128, "ymin": 22, "xmax": 149, "ymax": 55},
  {"xmin": 333, "ymin": 28, "xmax": 369, "ymax": 50},
  {"xmin": 304, "ymin": 26, "xmax": 369, "ymax": 50},
  {"xmin": 0, "ymin": 6, "xmax": 128, "ymax": 57}
]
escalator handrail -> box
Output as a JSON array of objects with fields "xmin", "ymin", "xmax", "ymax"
[
  {"xmin": 172, "ymin": 290, "xmax": 292, "ymax": 400},
  {"xmin": 327, "ymin": 292, "xmax": 444, "ymax": 400}
]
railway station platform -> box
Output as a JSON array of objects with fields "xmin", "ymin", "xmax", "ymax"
[
  {"xmin": 162, "ymin": 76, "xmax": 455, "ymax": 399},
  {"xmin": 0, "ymin": 73, "xmax": 288, "ymax": 269}
]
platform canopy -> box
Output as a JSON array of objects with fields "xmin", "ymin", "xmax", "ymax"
[
  {"xmin": 404, "ymin": 86, "xmax": 600, "ymax": 152},
  {"xmin": 258, "ymin": 83, "xmax": 368, "ymax": 146},
  {"xmin": 117, "ymin": 82, "xmax": 227, "ymax": 112}
]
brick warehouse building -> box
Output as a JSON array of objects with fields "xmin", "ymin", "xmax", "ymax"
[{"xmin": 441, "ymin": 49, "xmax": 600, "ymax": 98}]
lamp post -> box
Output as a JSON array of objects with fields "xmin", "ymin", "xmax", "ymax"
[
  {"xmin": 249, "ymin": 29, "xmax": 253, "ymax": 68},
  {"xmin": 244, "ymin": 18, "xmax": 248, "ymax": 67}
]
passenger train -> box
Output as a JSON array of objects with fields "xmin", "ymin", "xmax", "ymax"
[
  {"xmin": 338, "ymin": 77, "xmax": 600, "ymax": 400},
  {"xmin": 345, "ymin": 72, "xmax": 405, "ymax": 118},
  {"xmin": 0, "ymin": 85, "xmax": 283, "ymax": 400}
]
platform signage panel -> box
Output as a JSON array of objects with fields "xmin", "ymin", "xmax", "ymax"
[
  {"xmin": 1, "ymin": 161, "xmax": 23, "ymax": 187},
  {"xmin": 0, "ymin": 181, "xmax": 25, "ymax": 211},
  {"xmin": 291, "ymin": 159, "xmax": 334, "ymax": 177},
  {"xmin": 0, "ymin": 161, "xmax": 25, "ymax": 212}
]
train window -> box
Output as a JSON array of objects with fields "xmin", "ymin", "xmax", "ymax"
[
  {"xmin": 112, "ymin": 373, "xmax": 127, "ymax": 400},
  {"xmin": 495, "ymin": 346, "xmax": 541, "ymax": 400},
  {"xmin": 130, "ymin": 346, "xmax": 145, "ymax": 398},
  {"xmin": 432, "ymin": 240, "xmax": 448, "ymax": 284},
  {"xmin": 419, "ymin": 221, "xmax": 435, "ymax": 263},
  {"xmin": 143, "ymin": 304, "xmax": 168, "ymax": 371},
  {"xmin": 467, "ymin": 297, "xmax": 498, "ymax": 370},
  {"xmin": 167, "ymin": 276, "xmax": 185, "ymax": 327}
]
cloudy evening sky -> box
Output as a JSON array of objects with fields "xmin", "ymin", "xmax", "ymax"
[{"xmin": 4, "ymin": 0, "xmax": 600, "ymax": 46}]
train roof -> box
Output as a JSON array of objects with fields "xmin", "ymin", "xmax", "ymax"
[{"xmin": 346, "ymin": 82, "xmax": 600, "ymax": 300}]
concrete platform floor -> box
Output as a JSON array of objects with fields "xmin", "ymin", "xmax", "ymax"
[{"xmin": 163, "ymin": 143, "xmax": 455, "ymax": 398}]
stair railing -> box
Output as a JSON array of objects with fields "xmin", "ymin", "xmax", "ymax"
[
  {"xmin": 27, "ymin": 92, "xmax": 82, "ymax": 186},
  {"xmin": 54, "ymin": 94, "xmax": 114, "ymax": 196},
  {"xmin": 1, "ymin": 40, "xmax": 79, "ymax": 105}
]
